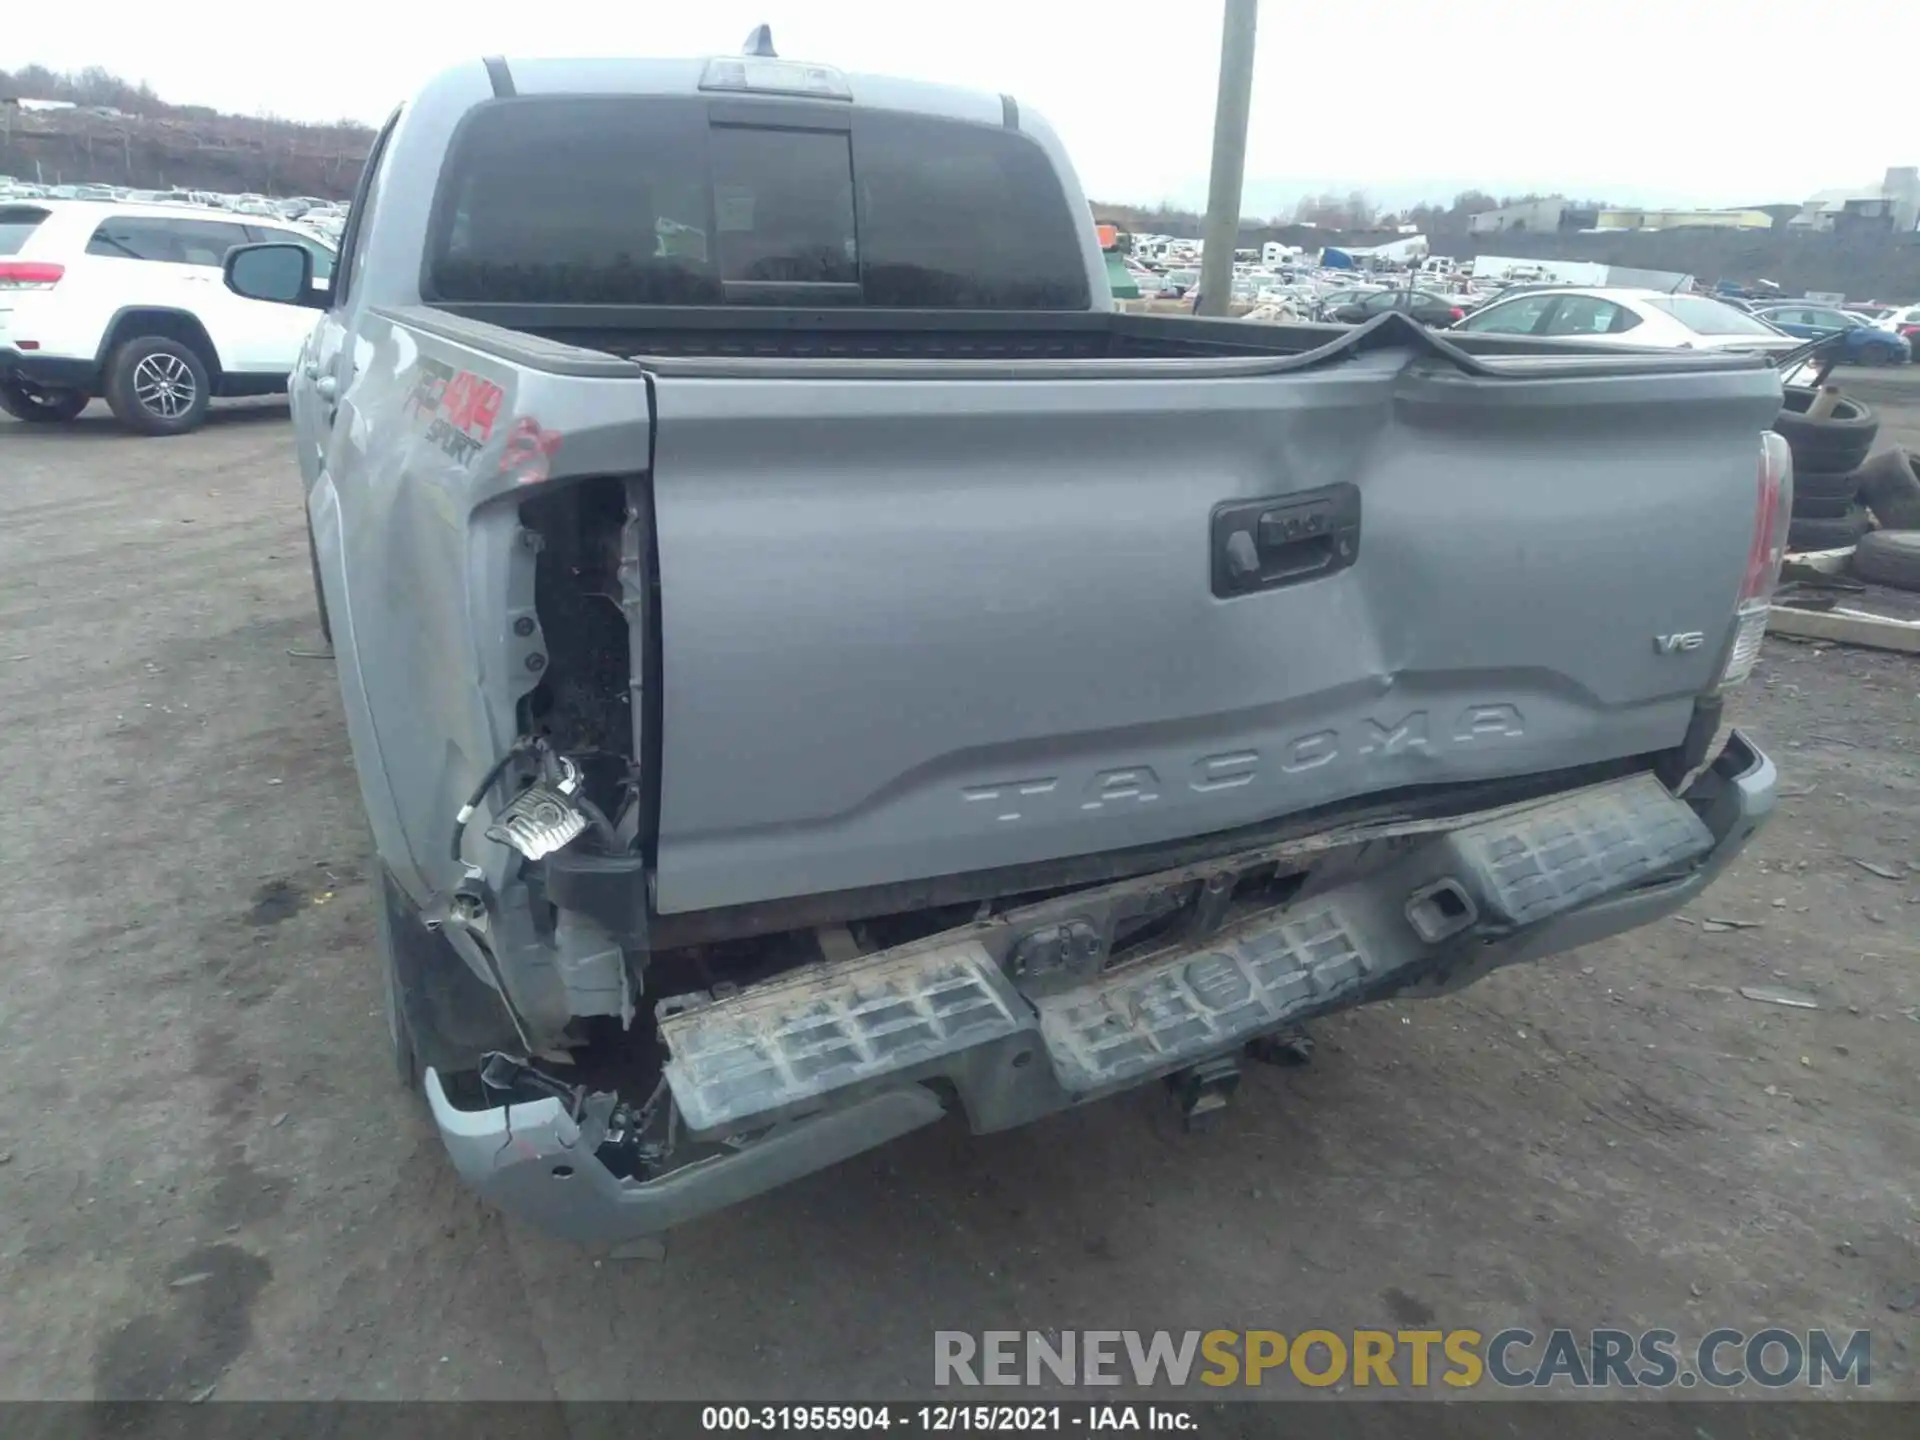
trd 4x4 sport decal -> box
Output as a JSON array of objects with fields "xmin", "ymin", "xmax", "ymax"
[{"xmin": 405, "ymin": 357, "xmax": 504, "ymax": 466}]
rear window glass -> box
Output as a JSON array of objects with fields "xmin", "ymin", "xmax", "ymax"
[
  {"xmin": 426, "ymin": 97, "xmax": 1090, "ymax": 310},
  {"xmin": 1644, "ymin": 296, "xmax": 1780, "ymax": 336},
  {"xmin": 0, "ymin": 206, "xmax": 49, "ymax": 257},
  {"xmin": 709, "ymin": 124, "xmax": 857, "ymax": 285},
  {"xmin": 852, "ymin": 111, "xmax": 1088, "ymax": 308},
  {"xmin": 430, "ymin": 98, "xmax": 723, "ymax": 305}
]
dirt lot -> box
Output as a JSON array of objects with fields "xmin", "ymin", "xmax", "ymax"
[{"xmin": 1, "ymin": 372, "xmax": 1916, "ymax": 1419}]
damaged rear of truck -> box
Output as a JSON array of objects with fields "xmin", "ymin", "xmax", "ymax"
[{"xmin": 234, "ymin": 48, "xmax": 1788, "ymax": 1244}]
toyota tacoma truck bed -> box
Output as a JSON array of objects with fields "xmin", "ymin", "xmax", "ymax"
[{"xmin": 227, "ymin": 40, "xmax": 1790, "ymax": 1243}]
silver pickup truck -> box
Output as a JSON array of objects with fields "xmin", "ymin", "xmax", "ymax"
[{"xmin": 225, "ymin": 42, "xmax": 1789, "ymax": 1245}]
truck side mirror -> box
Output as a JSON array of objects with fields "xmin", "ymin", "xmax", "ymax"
[{"xmin": 224, "ymin": 242, "xmax": 325, "ymax": 308}]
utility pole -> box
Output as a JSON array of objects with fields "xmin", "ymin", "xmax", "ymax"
[{"xmin": 1196, "ymin": 0, "xmax": 1259, "ymax": 317}]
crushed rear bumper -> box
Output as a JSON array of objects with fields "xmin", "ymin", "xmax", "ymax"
[{"xmin": 428, "ymin": 731, "xmax": 1775, "ymax": 1245}]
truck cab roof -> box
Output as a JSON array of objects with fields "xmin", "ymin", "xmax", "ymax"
[{"xmin": 478, "ymin": 53, "xmax": 1014, "ymax": 129}]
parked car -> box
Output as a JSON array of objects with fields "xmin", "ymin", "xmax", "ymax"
[
  {"xmin": 0, "ymin": 199, "xmax": 334, "ymax": 432},
  {"xmin": 1452, "ymin": 287, "xmax": 1804, "ymax": 357},
  {"xmin": 1308, "ymin": 284, "xmax": 1385, "ymax": 319},
  {"xmin": 1872, "ymin": 304, "xmax": 1920, "ymax": 342},
  {"xmin": 1329, "ymin": 288, "xmax": 1468, "ymax": 326},
  {"xmin": 1753, "ymin": 304, "xmax": 1910, "ymax": 365},
  {"xmin": 225, "ymin": 44, "xmax": 1786, "ymax": 1246}
]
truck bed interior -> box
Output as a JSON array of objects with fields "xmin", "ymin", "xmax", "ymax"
[
  {"xmin": 444, "ymin": 305, "xmax": 1353, "ymax": 361},
  {"xmin": 409, "ymin": 303, "xmax": 1781, "ymax": 371}
]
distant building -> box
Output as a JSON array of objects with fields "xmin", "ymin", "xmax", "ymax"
[
  {"xmin": 1595, "ymin": 207, "xmax": 1774, "ymax": 231},
  {"xmin": 1468, "ymin": 198, "xmax": 1600, "ymax": 235},
  {"xmin": 1789, "ymin": 167, "xmax": 1920, "ymax": 233}
]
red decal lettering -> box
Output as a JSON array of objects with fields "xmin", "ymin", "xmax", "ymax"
[
  {"xmin": 441, "ymin": 371, "xmax": 473, "ymax": 426},
  {"xmin": 468, "ymin": 380, "xmax": 503, "ymax": 441},
  {"xmin": 439, "ymin": 372, "xmax": 506, "ymax": 441}
]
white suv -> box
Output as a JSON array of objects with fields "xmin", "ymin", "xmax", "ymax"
[{"xmin": 0, "ymin": 200, "xmax": 333, "ymax": 434}]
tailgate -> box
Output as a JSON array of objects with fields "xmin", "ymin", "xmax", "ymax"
[{"xmin": 645, "ymin": 346, "xmax": 1780, "ymax": 915}]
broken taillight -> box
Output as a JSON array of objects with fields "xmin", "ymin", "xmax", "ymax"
[
  {"xmin": 0, "ymin": 261, "xmax": 63, "ymax": 290},
  {"xmin": 1716, "ymin": 431, "xmax": 1792, "ymax": 691}
]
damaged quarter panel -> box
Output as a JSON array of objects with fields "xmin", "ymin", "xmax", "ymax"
[{"xmin": 333, "ymin": 309, "xmax": 649, "ymax": 903}]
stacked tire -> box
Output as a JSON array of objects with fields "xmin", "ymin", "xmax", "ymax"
[
  {"xmin": 1772, "ymin": 387, "xmax": 1878, "ymax": 553},
  {"xmin": 1851, "ymin": 449, "xmax": 1920, "ymax": 593},
  {"xmin": 1855, "ymin": 448, "xmax": 1920, "ymax": 531}
]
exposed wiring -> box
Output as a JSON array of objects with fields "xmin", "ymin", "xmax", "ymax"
[
  {"xmin": 450, "ymin": 738, "xmax": 534, "ymax": 863},
  {"xmin": 456, "ymin": 736, "xmax": 626, "ymax": 861}
]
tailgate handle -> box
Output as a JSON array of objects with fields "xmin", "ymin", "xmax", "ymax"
[
  {"xmin": 1211, "ymin": 483, "xmax": 1361, "ymax": 598},
  {"xmin": 1255, "ymin": 514, "xmax": 1335, "ymax": 580}
]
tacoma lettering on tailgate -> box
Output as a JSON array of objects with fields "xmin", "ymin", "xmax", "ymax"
[{"xmin": 963, "ymin": 705, "xmax": 1527, "ymax": 823}]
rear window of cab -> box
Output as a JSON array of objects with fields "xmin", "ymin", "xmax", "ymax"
[
  {"xmin": 424, "ymin": 96, "xmax": 1091, "ymax": 310},
  {"xmin": 0, "ymin": 206, "xmax": 50, "ymax": 257}
]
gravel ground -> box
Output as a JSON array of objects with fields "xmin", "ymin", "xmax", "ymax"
[{"xmin": 1, "ymin": 373, "xmax": 1915, "ymax": 1425}]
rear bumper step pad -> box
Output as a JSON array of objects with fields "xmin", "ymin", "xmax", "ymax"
[
  {"xmin": 661, "ymin": 771, "xmax": 1713, "ymax": 1120},
  {"xmin": 659, "ymin": 942, "xmax": 1023, "ymax": 1135}
]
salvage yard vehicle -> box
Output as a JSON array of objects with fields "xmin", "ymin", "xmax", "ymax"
[
  {"xmin": 0, "ymin": 199, "xmax": 336, "ymax": 432},
  {"xmin": 1872, "ymin": 304, "xmax": 1920, "ymax": 340},
  {"xmin": 1754, "ymin": 304, "xmax": 1910, "ymax": 366},
  {"xmin": 1327, "ymin": 287, "xmax": 1467, "ymax": 327},
  {"xmin": 226, "ymin": 39, "xmax": 1789, "ymax": 1245},
  {"xmin": 1453, "ymin": 287, "xmax": 1806, "ymax": 357},
  {"xmin": 1306, "ymin": 284, "xmax": 1385, "ymax": 320}
]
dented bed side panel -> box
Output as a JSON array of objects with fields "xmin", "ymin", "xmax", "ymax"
[{"xmin": 333, "ymin": 306, "xmax": 1779, "ymax": 942}]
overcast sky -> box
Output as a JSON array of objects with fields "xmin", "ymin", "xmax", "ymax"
[{"xmin": 11, "ymin": 1, "xmax": 1915, "ymax": 213}]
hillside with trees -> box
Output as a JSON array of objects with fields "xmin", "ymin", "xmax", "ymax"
[
  {"xmin": 10, "ymin": 66, "xmax": 1917, "ymax": 298},
  {"xmin": 0, "ymin": 64, "xmax": 374, "ymax": 198}
]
